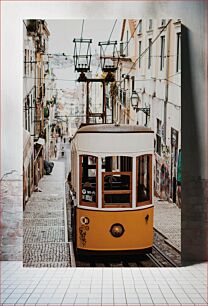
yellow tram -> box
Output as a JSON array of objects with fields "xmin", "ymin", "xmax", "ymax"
[{"xmin": 70, "ymin": 124, "xmax": 154, "ymax": 257}]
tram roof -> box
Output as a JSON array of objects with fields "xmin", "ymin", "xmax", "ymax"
[{"xmin": 76, "ymin": 124, "xmax": 154, "ymax": 134}]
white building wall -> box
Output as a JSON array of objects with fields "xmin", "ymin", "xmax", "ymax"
[{"xmin": 131, "ymin": 19, "xmax": 181, "ymax": 201}]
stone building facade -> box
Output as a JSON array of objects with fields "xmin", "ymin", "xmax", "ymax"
[{"xmin": 23, "ymin": 20, "xmax": 51, "ymax": 209}]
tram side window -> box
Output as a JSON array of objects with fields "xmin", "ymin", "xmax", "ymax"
[
  {"xmin": 137, "ymin": 155, "xmax": 152, "ymax": 205},
  {"xmin": 80, "ymin": 155, "xmax": 97, "ymax": 207},
  {"xmin": 102, "ymin": 156, "xmax": 132, "ymax": 207}
]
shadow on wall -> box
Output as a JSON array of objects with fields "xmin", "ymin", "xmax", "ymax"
[{"xmin": 181, "ymin": 25, "xmax": 207, "ymax": 264}]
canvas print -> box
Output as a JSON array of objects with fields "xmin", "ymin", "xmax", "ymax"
[{"xmin": 23, "ymin": 19, "xmax": 181, "ymax": 267}]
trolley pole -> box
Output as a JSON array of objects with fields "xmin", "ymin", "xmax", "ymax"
[
  {"xmin": 86, "ymin": 81, "xmax": 90, "ymax": 124},
  {"xmin": 80, "ymin": 78, "xmax": 108, "ymax": 124},
  {"xmin": 102, "ymin": 81, "xmax": 106, "ymax": 124}
]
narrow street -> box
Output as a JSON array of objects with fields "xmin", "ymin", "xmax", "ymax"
[
  {"xmin": 1, "ymin": 5, "xmax": 208, "ymax": 306},
  {"xmin": 23, "ymin": 140, "xmax": 71, "ymax": 267},
  {"xmin": 21, "ymin": 18, "xmax": 183, "ymax": 269}
]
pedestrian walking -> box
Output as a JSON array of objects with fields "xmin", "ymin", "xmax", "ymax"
[
  {"xmin": 54, "ymin": 145, "xmax": 57, "ymax": 158},
  {"xmin": 61, "ymin": 146, "xmax": 64, "ymax": 157}
]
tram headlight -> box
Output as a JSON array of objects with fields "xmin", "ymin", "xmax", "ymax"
[{"xmin": 110, "ymin": 223, "xmax": 125, "ymax": 238}]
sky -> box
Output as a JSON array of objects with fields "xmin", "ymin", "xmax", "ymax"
[{"xmin": 46, "ymin": 20, "xmax": 123, "ymax": 91}]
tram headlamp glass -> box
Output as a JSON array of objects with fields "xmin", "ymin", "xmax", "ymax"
[{"xmin": 110, "ymin": 223, "xmax": 125, "ymax": 238}]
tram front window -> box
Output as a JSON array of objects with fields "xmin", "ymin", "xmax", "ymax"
[
  {"xmin": 102, "ymin": 156, "xmax": 132, "ymax": 207},
  {"xmin": 104, "ymin": 174, "xmax": 131, "ymax": 190},
  {"xmin": 137, "ymin": 155, "xmax": 152, "ymax": 206},
  {"xmin": 80, "ymin": 155, "xmax": 97, "ymax": 207}
]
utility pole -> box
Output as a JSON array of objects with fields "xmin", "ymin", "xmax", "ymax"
[{"xmin": 84, "ymin": 78, "xmax": 107, "ymax": 124}]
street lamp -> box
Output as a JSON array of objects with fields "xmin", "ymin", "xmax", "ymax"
[
  {"xmin": 73, "ymin": 38, "xmax": 92, "ymax": 81},
  {"xmin": 130, "ymin": 90, "xmax": 150, "ymax": 126},
  {"xmin": 131, "ymin": 90, "xmax": 140, "ymax": 108},
  {"xmin": 98, "ymin": 40, "xmax": 119, "ymax": 81}
]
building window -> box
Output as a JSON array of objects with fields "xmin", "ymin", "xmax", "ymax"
[
  {"xmin": 30, "ymin": 50, "xmax": 33, "ymax": 72},
  {"xmin": 24, "ymin": 49, "xmax": 27, "ymax": 75},
  {"xmin": 138, "ymin": 20, "xmax": 142, "ymax": 33},
  {"xmin": 139, "ymin": 41, "xmax": 142, "ymax": 68},
  {"xmin": 30, "ymin": 94, "xmax": 33, "ymax": 132},
  {"xmin": 149, "ymin": 19, "xmax": 153, "ymax": 30},
  {"xmin": 131, "ymin": 76, "xmax": 135, "ymax": 92},
  {"xmin": 119, "ymin": 88, "xmax": 123, "ymax": 105},
  {"xmin": 126, "ymin": 30, "xmax": 129, "ymax": 56},
  {"xmin": 176, "ymin": 32, "xmax": 181, "ymax": 72},
  {"xmin": 120, "ymin": 42, "xmax": 124, "ymax": 57},
  {"xmin": 27, "ymin": 49, "xmax": 30, "ymax": 75},
  {"xmin": 160, "ymin": 36, "xmax": 165, "ymax": 71},
  {"xmin": 27, "ymin": 95, "xmax": 31, "ymax": 132},
  {"xmin": 148, "ymin": 38, "xmax": 152, "ymax": 69},
  {"xmin": 161, "ymin": 19, "xmax": 166, "ymax": 26},
  {"xmin": 24, "ymin": 101, "xmax": 28, "ymax": 130},
  {"xmin": 123, "ymin": 91, "xmax": 126, "ymax": 107},
  {"xmin": 156, "ymin": 119, "xmax": 162, "ymax": 155}
]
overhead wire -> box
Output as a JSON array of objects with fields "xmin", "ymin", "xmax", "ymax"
[
  {"xmin": 122, "ymin": 20, "xmax": 140, "ymax": 54},
  {"xmin": 95, "ymin": 19, "xmax": 118, "ymax": 75},
  {"xmin": 79, "ymin": 19, "xmax": 85, "ymax": 56},
  {"xmin": 117, "ymin": 19, "xmax": 172, "ymax": 87},
  {"xmin": 23, "ymin": 75, "xmax": 181, "ymax": 87},
  {"xmin": 24, "ymin": 18, "xmax": 181, "ymax": 99},
  {"xmin": 167, "ymin": 71, "xmax": 181, "ymax": 79}
]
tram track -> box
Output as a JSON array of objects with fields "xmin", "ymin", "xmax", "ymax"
[
  {"xmin": 74, "ymin": 228, "xmax": 181, "ymax": 267},
  {"xmin": 75, "ymin": 253, "xmax": 157, "ymax": 267},
  {"xmin": 75, "ymin": 250, "xmax": 179, "ymax": 267},
  {"xmin": 153, "ymin": 228, "xmax": 181, "ymax": 267},
  {"xmin": 147, "ymin": 245, "xmax": 178, "ymax": 267},
  {"xmin": 75, "ymin": 258, "xmax": 149, "ymax": 267}
]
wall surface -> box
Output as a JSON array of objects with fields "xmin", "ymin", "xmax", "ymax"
[{"xmin": 1, "ymin": 1, "xmax": 208, "ymax": 263}]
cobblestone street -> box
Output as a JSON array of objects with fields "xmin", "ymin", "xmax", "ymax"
[
  {"xmin": 23, "ymin": 160, "xmax": 71, "ymax": 267},
  {"xmin": 154, "ymin": 198, "xmax": 181, "ymax": 251}
]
